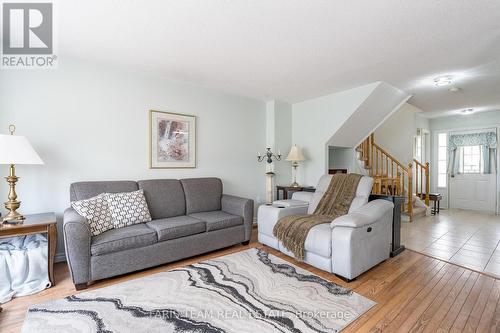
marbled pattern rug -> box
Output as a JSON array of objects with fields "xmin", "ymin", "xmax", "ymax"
[{"xmin": 23, "ymin": 248, "xmax": 375, "ymax": 332}]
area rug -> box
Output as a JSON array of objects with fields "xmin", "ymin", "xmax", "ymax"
[{"xmin": 23, "ymin": 248, "xmax": 375, "ymax": 333}]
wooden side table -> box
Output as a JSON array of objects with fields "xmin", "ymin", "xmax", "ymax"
[
  {"xmin": 0, "ymin": 213, "xmax": 57, "ymax": 286},
  {"xmin": 417, "ymin": 193, "xmax": 443, "ymax": 215},
  {"xmin": 276, "ymin": 185, "xmax": 316, "ymax": 200},
  {"xmin": 429, "ymin": 193, "xmax": 443, "ymax": 215}
]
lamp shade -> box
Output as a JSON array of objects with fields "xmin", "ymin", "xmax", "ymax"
[
  {"xmin": 286, "ymin": 145, "xmax": 305, "ymax": 161},
  {"xmin": 0, "ymin": 134, "xmax": 44, "ymax": 165}
]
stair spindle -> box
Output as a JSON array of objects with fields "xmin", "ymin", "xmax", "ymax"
[{"xmin": 425, "ymin": 162, "xmax": 430, "ymax": 206}]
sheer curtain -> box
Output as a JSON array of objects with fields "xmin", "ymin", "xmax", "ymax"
[{"xmin": 448, "ymin": 131, "xmax": 497, "ymax": 176}]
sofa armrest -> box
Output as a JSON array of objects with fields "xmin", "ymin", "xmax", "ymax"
[
  {"xmin": 330, "ymin": 199, "xmax": 394, "ymax": 229},
  {"xmin": 63, "ymin": 207, "xmax": 92, "ymax": 285},
  {"xmin": 221, "ymin": 194, "xmax": 254, "ymax": 241}
]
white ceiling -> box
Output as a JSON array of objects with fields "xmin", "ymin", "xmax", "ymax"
[{"xmin": 57, "ymin": 0, "xmax": 500, "ymax": 117}]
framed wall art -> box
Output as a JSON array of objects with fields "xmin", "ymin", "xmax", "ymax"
[{"xmin": 149, "ymin": 110, "xmax": 196, "ymax": 168}]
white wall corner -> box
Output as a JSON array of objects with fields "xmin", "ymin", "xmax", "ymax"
[
  {"xmin": 327, "ymin": 81, "xmax": 411, "ymax": 148},
  {"xmin": 265, "ymin": 99, "xmax": 293, "ymax": 189},
  {"xmin": 291, "ymin": 82, "xmax": 379, "ymax": 186}
]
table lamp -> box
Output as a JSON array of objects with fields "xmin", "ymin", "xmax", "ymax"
[
  {"xmin": 0, "ymin": 125, "xmax": 44, "ymax": 223},
  {"xmin": 286, "ymin": 145, "xmax": 305, "ymax": 187}
]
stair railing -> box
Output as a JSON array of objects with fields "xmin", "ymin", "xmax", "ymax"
[
  {"xmin": 357, "ymin": 134, "xmax": 425, "ymax": 222},
  {"xmin": 413, "ymin": 159, "xmax": 430, "ymax": 206}
]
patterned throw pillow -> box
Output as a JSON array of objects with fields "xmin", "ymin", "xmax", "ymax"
[
  {"xmin": 71, "ymin": 194, "xmax": 114, "ymax": 236},
  {"xmin": 105, "ymin": 189, "xmax": 152, "ymax": 228}
]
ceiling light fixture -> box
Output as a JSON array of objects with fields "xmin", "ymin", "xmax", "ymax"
[
  {"xmin": 434, "ymin": 75, "xmax": 453, "ymax": 87},
  {"xmin": 461, "ymin": 108, "xmax": 474, "ymax": 115},
  {"xmin": 448, "ymin": 87, "xmax": 460, "ymax": 92}
]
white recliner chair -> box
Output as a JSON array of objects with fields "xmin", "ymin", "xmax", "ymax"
[{"xmin": 258, "ymin": 175, "xmax": 394, "ymax": 281}]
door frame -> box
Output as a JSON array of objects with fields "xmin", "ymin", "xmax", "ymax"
[
  {"xmin": 432, "ymin": 125, "xmax": 499, "ymax": 214},
  {"xmin": 414, "ymin": 128, "xmax": 430, "ymax": 164}
]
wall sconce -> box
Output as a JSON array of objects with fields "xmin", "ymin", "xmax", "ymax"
[{"xmin": 257, "ymin": 148, "xmax": 281, "ymax": 164}]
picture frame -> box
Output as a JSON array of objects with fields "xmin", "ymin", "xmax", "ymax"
[{"xmin": 149, "ymin": 110, "xmax": 196, "ymax": 168}]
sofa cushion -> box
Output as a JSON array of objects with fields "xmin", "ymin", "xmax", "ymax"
[
  {"xmin": 91, "ymin": 224, "xmax": 157, "ymax": 256},
  {"xmin": 277, "ymin": 224, "xmax": 332, "ymax": 258},
  {"xmin": 70, "ymin": 181, "xmax": 138, "ymax": 201},
  {"xmin": 349, "ymin": 176, "xmax": 374, "ymax": 212},
  {"xmin": 71, "ymin": 194, "xmax": 114, "ymax": 236},
  {"xmin": 189, "ymin": 211, "xmax": 243, "ymax": 232},
  {"xmin": 180, "ymin": 178, "xmax": 222, "ymax": 214},
  {"xmin": 308, "ymin": 175, "xmax": 373, "ymax": 214},
  {"xmin": 138, "ymin": 179, "xmax": 186, "ymax": 219},
  {"xmin": 146, "ymin": 216, "xmax": 206, "ymax": 242},
  {"xmin": 303, "ymin": 223, "xmax": 332, "ymax": 257},
  {"xmin": 105, "ymin": 189, "xmax": 152, "ymax": 228}
]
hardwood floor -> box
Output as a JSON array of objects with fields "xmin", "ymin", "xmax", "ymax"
[{"xmin": 1, "ymin": 230, "xmax": 499, "ymax": 333}]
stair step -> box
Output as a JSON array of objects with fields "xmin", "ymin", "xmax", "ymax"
[{"xmin": 401, "ymin": 206, "xmax": 427, "ymax": 222}]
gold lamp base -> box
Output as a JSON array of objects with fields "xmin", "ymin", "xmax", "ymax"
[{"xmin": 3, "ymin": 164, "xmax": 25, "ymax": 224}]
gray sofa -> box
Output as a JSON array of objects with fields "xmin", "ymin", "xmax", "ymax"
[{"xmin": 63, "ymin": 177, "xmax": 254, "ymax": 290}]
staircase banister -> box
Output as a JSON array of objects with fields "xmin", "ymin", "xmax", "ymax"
[
  {"xmin": 413, "ymin": 158, "xmax": 427, "ymax": 169},
  {"xmin": 372, "ymin": 142, "xmax": 408, "ymax": 171}
]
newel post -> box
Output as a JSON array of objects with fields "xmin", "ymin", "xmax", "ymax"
[{"xmin": 407, "ymin": 162, "xmax": 413, "ymax": 222}]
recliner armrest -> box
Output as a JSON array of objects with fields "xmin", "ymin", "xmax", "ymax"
[
  {"xmin": 258, "ymin": 204, "xmax": 309, "ymax": 221},
  {"xmin": 221, "ymin": 194, "xmax": 254, "ymax": 241},
  {"xmin": 330, "ymin": 199, "xmax": 394, "ymax": 228},
  {"xmin": 272, "ymin": 199, "xmax": 309, "ymax": 208},
  {"xmin": 291, "ymin": 191, "xmax": 314, "ymax": 203}
]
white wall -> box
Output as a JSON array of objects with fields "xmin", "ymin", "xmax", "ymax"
[
  {"xmin": 374, "ymin": 103, "xmax": 426, "ymax": 165},
  {"xmin": 272, "ymin": 100, "xmax": 293, "ymax": 187},
  {"xmin": 292, "ymin": 82, "xmax": 410, "ymax": 187},
  {"xmin": 0, "ymin": 58, "xmax": 267, "ymax": 260},
  {"xmin": 328, "ymin": 147, "xmax": 356, "ymax": 171},
  {"xmin": 430, "ymin": 110, "xmax": 500, "ymax": 132},
  {"xmin": 291, "ymin": 83, "xmax": 378, "ymax": 186},
  {"xmin": 327, "ymin": 82, "xmax": 410, "ymax": 148}
]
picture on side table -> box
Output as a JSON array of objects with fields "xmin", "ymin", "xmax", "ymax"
[{"xmin": 149, "ymin": 110, "xmax": 196, "ymax": 168}]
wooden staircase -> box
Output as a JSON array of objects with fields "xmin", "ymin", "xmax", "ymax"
[{"xmin": 356, "ymin": 134, "xmax": 430, "ymax": 222}]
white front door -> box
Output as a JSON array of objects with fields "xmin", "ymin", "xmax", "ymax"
[
  {"xmin": 449, "ymin": 145, "xmax": 497, "ymax": 212},
  {"xmin": 450, "ymin": 173, "xmax": 496, "ymax": 212}
]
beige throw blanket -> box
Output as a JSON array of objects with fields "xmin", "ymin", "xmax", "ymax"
[{"xmin": 273, "ymin": 173, "xmax": 363, "ymax": 260}]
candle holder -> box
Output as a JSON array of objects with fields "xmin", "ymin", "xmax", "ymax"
[{"xmin": 257, "ymin": 148, "xmax": 281, "ymax": 164}]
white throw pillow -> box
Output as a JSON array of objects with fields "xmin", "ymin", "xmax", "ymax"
[
  {"xmin": 71, "ymin": 194, "xmax": 114, "ymax": 236},
  {"xmin": 105, "ymin": 189, "xmax": 152, "ymax": 228}
]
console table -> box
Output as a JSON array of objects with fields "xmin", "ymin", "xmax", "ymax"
[
  {"xmin": 369, "ymin": 194, "xmax": 405, "ymax": 257},
  {"xmin": 0, "ymin": 213, "xmax": 57, "ymax": 286},
  {"xmin": 276, "ymin": 185, "xmax": 316, "ymax": 200}
]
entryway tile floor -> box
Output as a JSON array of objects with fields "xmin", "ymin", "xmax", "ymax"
[{"xmin": 401, "ymin": 209, "xmax": 500, "ymax": 277}]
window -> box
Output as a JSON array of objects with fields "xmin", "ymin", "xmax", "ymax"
[
  {"xmin": 414, "ymin": 136, "xmax": 422, "ymax": 161},
  {"xmin": 437, "ymin": 133, "xmax": 447, "ymax": 187},
  {"xmin": 459, "ymin": 145, "xmax": 483, "ymax": 173}
]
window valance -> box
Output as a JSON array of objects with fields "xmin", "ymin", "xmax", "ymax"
[
  {"xmin": 448, "ymin": 131, "xmax": 497, "ymax": 151},
  {"xmin": 448, "ymin": 130, "xmax": 497, "ymax": 176}
]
